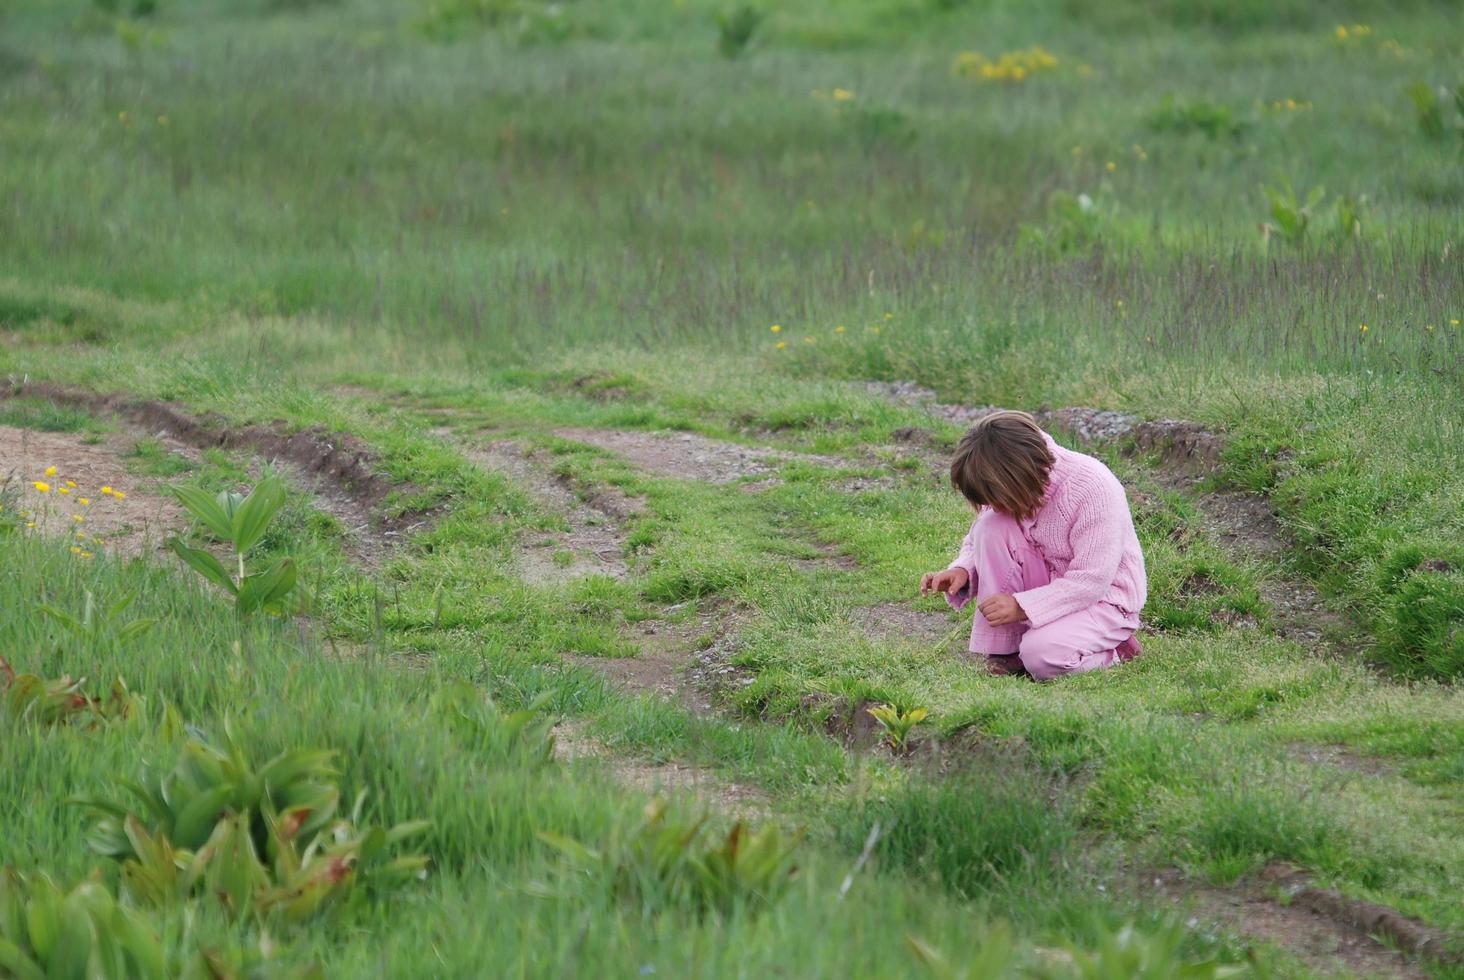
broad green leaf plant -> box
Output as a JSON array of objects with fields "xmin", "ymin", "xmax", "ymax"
[
  {"xmin": 77, "ymin": 727, "xmax": 431, "ymax": 924},
  {"xmin": 0, "ymin": 867, "xmax": 166, "ymax": 980},
  {"xmin": 167, "ymin": 476, "xmax": 298, "ymax": 616}
]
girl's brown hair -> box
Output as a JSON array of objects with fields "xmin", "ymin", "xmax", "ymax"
[{"xmin": 949, "ymin": 411, "xmax": 1055, "ymax": 521}]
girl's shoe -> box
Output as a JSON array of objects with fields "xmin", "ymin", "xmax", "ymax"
[
  {"xmin": 985, "ymin": 653, "xmax": 1028, "ymax": 677},
  {"xmin": 1115, "ymin": 634, "xmax": 1143, "ymax": 662}
]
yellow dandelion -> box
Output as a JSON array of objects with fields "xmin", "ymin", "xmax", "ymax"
[
  {"xmin": 870, "ymin": 326, "xmax": 881, "ymax": 335},
  {"xmin": 1106, "ymin": 161, "xmax": 1117, "ymax": 173},
  {"xmin": 45, "ymin": 465, "xmax": 57, "ymax": 477},
  {"xmin": 73, "ymin": 514, "xmax": 84, "ymax": 523},
  {"xmin": 1359, "ymin": 323, "xmax": 1368, "ymax": 333},
  {"xmin": 884, "ymin": 312, "xmax": 893, "ymax": 320},
  {"xmin": 1335, "ymin": 24, "xmax": 1348, "ymax": 39},
  {"xmin": 66, "ymin": 481, "xmax": 76, "ymax": 488},
  {"xmin": 770, "ymin": 324, "xmax": 782, "ymax": 333},
  {"xmin": 71, "ymin": 546, "xmax": 82, "ymax": 555},
  {"xmin": 101, "ymin": 486, "xmax": 114, "ymax": 495},
  {"xmin": 832, "ymin": 88, "xmax": 855, "ymax": 102},
  {"xmin": 59, "ymin": 487, "xmax": 70, "ymax": 495},
  {"xmin": 835, "ymin": 325, "xmax": 846, "ymax": 334},
  {"xmin": 79, "ymin": 497, "xmax": 90, "ymax": 505},
  {"xmin": 774, "ymin": 341, "xmax": 787, "ymax": 350},
  {"xmin": 33, "ymin": 481, "xmax": 50, "ymax": 493},
  {"xmin": 81, "ymin": 551, "xmax": 93, "ymax": 559},
  {"xmin": 26, "ymin": 522, "xmax": 35, "ymax": 529},
  {"xmin": 114, "ymin": 491, "xmax": 126, "ymax": 500}
]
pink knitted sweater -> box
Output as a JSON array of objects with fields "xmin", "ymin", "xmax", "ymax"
[{"xmin": 948, "ymin": 434, "xmax": 1147, "ymax": 628}]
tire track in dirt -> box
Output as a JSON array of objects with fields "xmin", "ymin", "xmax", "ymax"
[
  {"xmin": 554, "ymin": 427, "xmax": 842, "ymax": 489},
  {"xmin": 553, "ymin": 718, "xmax": 770, "ymax": 819},
  {"xmin": 1149, "ymin": 867, "xmax": 1431, "ymax": 980},
  {"xmin": 447, "ymin": 432, "xmax": 641, "ymax": 584},
  {"xmin": 2, "ymin": 380, "xmax": 429, "ymax": 567}
]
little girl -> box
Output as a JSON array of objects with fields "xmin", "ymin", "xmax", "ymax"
[{"xmin": 919, "ymin": 410, "xmax": 1147, "ymax": 679}]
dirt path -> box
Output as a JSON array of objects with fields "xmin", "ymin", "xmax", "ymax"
[
  {"xmin": 451, "ymin": 434, "xmax": 641, "ymax": 584},
  {"xmin": 555, "ymin": 427, "xmax": 842, "ymax": 488}
]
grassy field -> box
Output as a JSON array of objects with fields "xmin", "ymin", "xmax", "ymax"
[{"xmin": 3, "ymin": 0, "xmax": 1463, "ymax": 976}]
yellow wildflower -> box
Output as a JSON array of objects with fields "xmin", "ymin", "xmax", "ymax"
[
  {"xmin": 1335, "ymin": 24, "xmax": 1348, "ymax": 39},
  {"xmin": 26, "ymin": 522, "xmax": 35, "ymax": 529},
  {"xmin": 157, "ymin": 114, "xmax": 169, "ymax": 126},
  {"xmin": 835, "ymin": 325, "xmax": 846, "ymax": 334},
  {"xmin": 73, "ymin": 514, "xmax": 84, "ymax": 523},
  {"xmin": 118, "ymin": 111, "xmax": 128, "ymax": 123},
  {"xmin": 884, "ymin": 312, "xmax": 893, "ymax": 320},
  {"xmin": 71, "ymin": 546, "xmax": 82, "ymax": 555},
  {"xmin": 33, "ymin": 481, "xmax": 50, "ymax": 493},
  {"xmin": 81, "ymin": 551, "xmax": 93, "ymax": 559},
  {"xmin": 1426, "ymin": 324, "xmax": 1435, "ymax": 332},
  {"xmin": 1106, "ymin": 161, "xmax": 1116, "ymax": 173},
  {"xmin": 45, "ymin": 466, "xmax": 57, "ymax": 476},
  {"xmin": 101, "ymin": 486, "xmax": 114, "ymax": 495},
  {"xmin": 832, "ymin": 88, "xmax": 855, "ymax": 102},
  {"xmin": 66, "ymin": 481, "xmax": 76, "ymax": 488},
  {"xmin": 775, "ymin": 341, "xmax": 786, "ymax": 350},
  {"xmin": 770, "ymin": 324, "xmax": 782, "ymax": 333},
  {"xmin": 804, "ymin": 335, "xmax": 815, "ymax": 344},
  {"xmin": 1452, "ymin": 319, "xmax": 1460, "ymax": 326},
  {"xmin": 1071, "ymin": 145, "xmax": 1083, "ymax": 157},
  {"xmin": 59, "ymin": 487, "xmax": 70, "ymax": 495},
  {"xmin": 114, "ymin": 491, "xmax": 126, "ymax": 500},
  {"xmin": 79, "ymin": 497, "xmax": 90, "ymax": 505},
  {"xmin": 1359, "ymin": 323, "xmax": 1368, "ymax": 333}
]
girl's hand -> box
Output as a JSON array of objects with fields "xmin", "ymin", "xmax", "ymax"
[
  {"xmin": 978, "ymin": 593, "xmax": 1027, "ymax": 627},
  {"xmin": 920, "ymin": 568, "xmax": 969, "ymax": 598}
]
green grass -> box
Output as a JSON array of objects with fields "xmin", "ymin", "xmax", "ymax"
[{"xmin": 3, "ymin": 0, "xmax": 1464, "ymax": 974}]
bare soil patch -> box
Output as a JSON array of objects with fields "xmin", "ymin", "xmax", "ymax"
[
  {"xmin": 0, "ymin": 425, "xmax": 188, "ymax": 558},
  {"xmin": 555, "ymin": 426, "xmax": 842, "ymax": 487},
  {"xmin": 1285, "ymin": 743, "xmax": 1398, "ymax": 779},
  {"xmin": 454, "ymin": 435, "xmax": 639, "ymax": 584},
  {"xmin": 847, "ymin": 602, "xmax": 960, "ymax": 647},
  {"xmin": 553, "ymin": 719, "xmax": 769, "ymax": 817},
  {"xmin": 2, "ymin": 381, "xmax": 426, "ymax": 567}
]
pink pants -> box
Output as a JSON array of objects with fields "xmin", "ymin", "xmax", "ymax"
[{"xmin": 954, "ymin": 511, "xmax": 1139, "ymax": 681}]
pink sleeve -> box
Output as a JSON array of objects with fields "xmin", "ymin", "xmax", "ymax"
[
  {"xmin": 944, "ymin": 517, "xmax": 983, "ymax": 611},
  {"xmin": 1013, "ymin": 474, "xmax": 1124, "ymax": 628}
]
